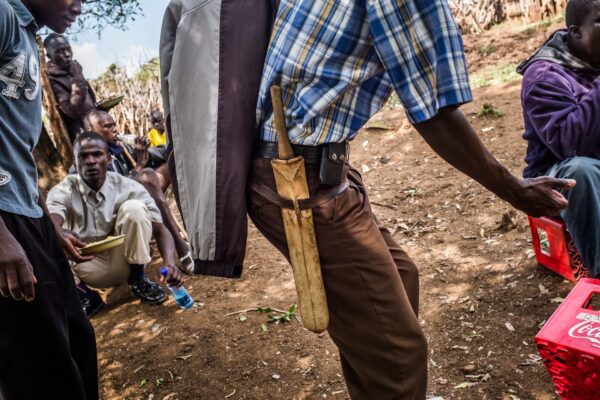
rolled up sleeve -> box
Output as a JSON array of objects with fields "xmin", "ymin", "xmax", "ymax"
[
  {"xmin": 46, "ymin": 180, "xmax": 72, "ymax": 222},
  {"xmin": 367, "ymin": 0, "xmax": 473, "ymax": 124}
]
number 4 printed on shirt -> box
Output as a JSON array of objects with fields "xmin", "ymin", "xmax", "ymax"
[{"xmin": 0, "ymin": 53, "xmax": 26, "ymax": 99}]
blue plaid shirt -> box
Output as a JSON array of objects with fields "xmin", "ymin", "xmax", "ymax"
[{"xmin": 256, "ymin": 0, "xmax": 473, "ymax": 145}]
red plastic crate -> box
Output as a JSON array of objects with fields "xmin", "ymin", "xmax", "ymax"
[
  {"xmin": 528, "ymin": 216, "xmax": 588, "ymax": 282},
  {"xmin": 535, "ymin": 278, "xmax": 600, "ymax": 399}
]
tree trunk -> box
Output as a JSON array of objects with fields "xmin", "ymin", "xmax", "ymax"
[
  {"xmin": 36, "ymin": 36, "xmax": 74, "ymax": 169},
  {"xmin": 34, "ymin": 125, "xmax": 67, "ymax": 195}
]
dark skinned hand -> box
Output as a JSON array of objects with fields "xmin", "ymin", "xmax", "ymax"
[
  {"xmin": 507, "ymin": 177, "xmax": 575, "ymax": 217},
  {"xmin": 134, "ymin": 137, "xmax": 150, "ymax": 169},
  {"xmin": 69, "ymin": 61, "xmax": 84, "ymax": 79},
  {"xmin": 159, "ymin": 263, "xmax": 184, "ymax": 287},
  {"xmin": 0, "ymin": 236, "xmax": 37, "ymax": 301},
  {"xmin": 71, "ymin": 79, "xmax": 89, "ymax": 99},
  {"xmin": 57, "ymin": 229, "xmax": 96, "ymax": 264}
]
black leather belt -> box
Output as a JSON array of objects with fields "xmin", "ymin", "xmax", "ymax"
[{"xmin": 253, "ymin": 140, "xmax": 322, "ymax": 164}]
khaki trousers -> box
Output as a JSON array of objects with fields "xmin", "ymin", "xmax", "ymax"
[
  {"xmin": 72, "ymin": 200, "xmax": 153, "ymax": 288},
  {"xmin": 248, "ymin": 158, "xmax": 427, "ymax": 400}
]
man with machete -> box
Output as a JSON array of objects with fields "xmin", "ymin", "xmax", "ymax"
[
  {"xmin": 162, "ymin": 1, "xmax": 573, "ymax": 398},
  {"xmin": 249, "ymin": 2, "xmax": 575, "ymax": 399}
]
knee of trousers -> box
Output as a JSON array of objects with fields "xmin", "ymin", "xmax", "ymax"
[
  {"xmin": 554, "ymin": 157, "xmax": 600, "ymax": 183},
  {"xmin": 412, "ymin": 328, "xmax": 429, "ymax": 362},
  {"xmin": 388, "ymin": 321, "xmax": 428, "ymax": 365},
  {"xmin": 117, "ymin": 200, "xmax": 151, "ymax": 225},
  {"xmin": 403, "ymin": 259, "xmax": 420, "ymax": 285}
]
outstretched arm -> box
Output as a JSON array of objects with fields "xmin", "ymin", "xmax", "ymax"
[
  {"xmin": 40, "ymin": 190, "xmax": 95, "ymax": 264},
  {"xmin": 414, "ymin": 106, "xmax": 575, "ymax": 217},
  {"xmin": 152, "ymin": 222, "xmax": 183, "ymax": 286},
  {"xmin": 49, "ymin": 213, "xmax": 96, "ymax": 264}
]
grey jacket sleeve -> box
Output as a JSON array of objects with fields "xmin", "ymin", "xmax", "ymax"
[
  {"xmin": 157, "ymin": 0, "xmax": 274, "ymax": 278},
  {"xmin": 158, "ymin": 0, "xmax": 221, "ymax": 267},
  {"xmin": 159, "ymin": 0, "xmax": 182, "ymax": 135}
]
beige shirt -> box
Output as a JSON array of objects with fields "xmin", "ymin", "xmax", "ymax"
[{"xmin": 47, "ymin": 172, "xmax": 162, "ymax": 243}]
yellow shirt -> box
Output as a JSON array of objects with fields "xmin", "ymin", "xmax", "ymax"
[{"xmin": 147, "ymin": 129, "xmax": 167, "ymax": 147}]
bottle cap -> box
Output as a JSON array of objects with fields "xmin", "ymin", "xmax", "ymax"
[{"xmin": 160, "ymin": 266, "xmax": 168, "ymax": 277}]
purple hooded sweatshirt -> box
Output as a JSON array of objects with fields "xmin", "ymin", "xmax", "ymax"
[{"xmin": 519, "ymin": 30, "xmax": 600, "ymax": 178}]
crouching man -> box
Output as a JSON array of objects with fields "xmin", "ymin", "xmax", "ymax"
[
  {"xmin": 519, "ymin": 0, "xmax": 600, "ymax": 277},
  {"xmin": 85, "ymin": 109, "xmax": 194, "ymax": 273},
  {"xmin": 47, "ymin": 132, "xmax": 183, "ymax": 316}
]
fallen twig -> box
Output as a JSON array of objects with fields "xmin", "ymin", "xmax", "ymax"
[
  {"xmin": 224, "ymin": 307, "xmax": 289, "ymax": 317},
  {"xmin": 224, "ymin": 305, "xmax": 302, "ymax": 324},
  {"xmin": 370, "ymin": 201, "xmax": 397, "ymax": 210}
]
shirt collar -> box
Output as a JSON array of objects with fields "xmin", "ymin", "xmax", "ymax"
[
  {"xmin": 76, "ymin": 174, "xmax": 108, "ymax": 204},
  {"xmin": 7, "ymin": 0, "xmax": 38, "ymax": 31}
]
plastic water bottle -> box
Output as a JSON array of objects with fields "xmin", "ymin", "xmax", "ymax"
[{"xmin": 160, "ymin": 267, "xmax": 194, "ymax": 310}]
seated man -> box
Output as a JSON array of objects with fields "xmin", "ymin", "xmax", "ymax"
[
  {"xmin": 519, "ymin": 0, "xmax": 600, "ymax": 277},
  {"xmin": 84, "ymin": 109, "xmax": 194, "ymax": 274},
  {"xmin": 44, "ymin": 33, "xmax": 98, "ymax": 142},
  {"xmin": 47, "ymin": 132, "xmax": 184, "ymax": 316},
  {"xmin": 147, "ymin": 109, "xmax": 167, "ymax": 147}
]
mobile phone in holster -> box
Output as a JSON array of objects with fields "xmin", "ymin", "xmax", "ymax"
[{"xmin": 319, "ymin": 142, "xmax": 348, "ymax": 186}]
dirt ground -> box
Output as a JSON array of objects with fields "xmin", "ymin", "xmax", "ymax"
[{"xmin": 93, "ymin": 19, "xmax": 574, "ymax": 400}]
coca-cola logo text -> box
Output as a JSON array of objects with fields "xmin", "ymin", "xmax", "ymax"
[{"xmin": 568, "ymin": 320, "xmax": 600, "ymax": 345}]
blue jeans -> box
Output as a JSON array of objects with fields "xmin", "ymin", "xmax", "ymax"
[{"xmin": 546, "ymin": 157, "xmax": 600, "ymax": 277}]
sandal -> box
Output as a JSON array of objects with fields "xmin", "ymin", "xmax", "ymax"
[{"xmin": 179, "ymin": 251, "xmax": 195, "ymax": 275}]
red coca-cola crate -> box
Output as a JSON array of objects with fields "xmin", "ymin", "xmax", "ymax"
[
  {"xmin": 535, "ymin": 278, "xmax": 600, "ymax": 399},
  {"xmin": 528, "ymin": 216, "xmax": 588, "ymax": 282}
]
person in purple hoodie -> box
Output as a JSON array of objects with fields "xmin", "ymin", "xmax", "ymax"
[{"xmin": 519, "ymin": 0, "xmax": 600, "ymax": 277}]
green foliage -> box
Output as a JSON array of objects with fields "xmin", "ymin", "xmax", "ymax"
[
  {"xmin": 95, "ymin": 63, "xmax": 122, "ymax": 80},
  {"xmin": 94, "ymin": 57, "xmax": 158, "ymax": 87},
  {"xmin": 230, "ymin": 304, "xmax": 298, "ymax": 328},
  {"xmin": 519, "ymin": 15, "xmax": 563, "ymax": 37},
  {"xmin": 77, "ymin": 0, "xmax": 143, "ymax": 34},
  {"xmin": 93, "ymin": 63, "xmax": 122, "ymax": 93},
  {"xmin": 477, "ymin": 45, "xmax": 498, "ymax": 58},
  {"xmin": 268, "ymin": 304, "xmax": 297, "ymax": 325},
  {"xmin": 477, "ymin": 103, "xmax": 505, "ymax": 118},
  {"xmin": 135, "ymin": 57, "xmax": 160, "ymax": 82},
  {"xmin": 470, "ymin": 63, "xmax": 520, "ymax": 89}
]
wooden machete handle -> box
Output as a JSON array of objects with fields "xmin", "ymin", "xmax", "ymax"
[{"xmin": 270, "ymin": 86, "xmax": 295, "ymax": 160}]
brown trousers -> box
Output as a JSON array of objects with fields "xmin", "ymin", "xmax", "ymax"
[{"xmin": 247, "ymin": 158, "xmax": 428, "ymax": 400}]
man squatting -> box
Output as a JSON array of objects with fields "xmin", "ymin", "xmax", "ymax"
[{"xmin": 520, "ymin": 0, "xmax": 600, "ymax": 278}]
